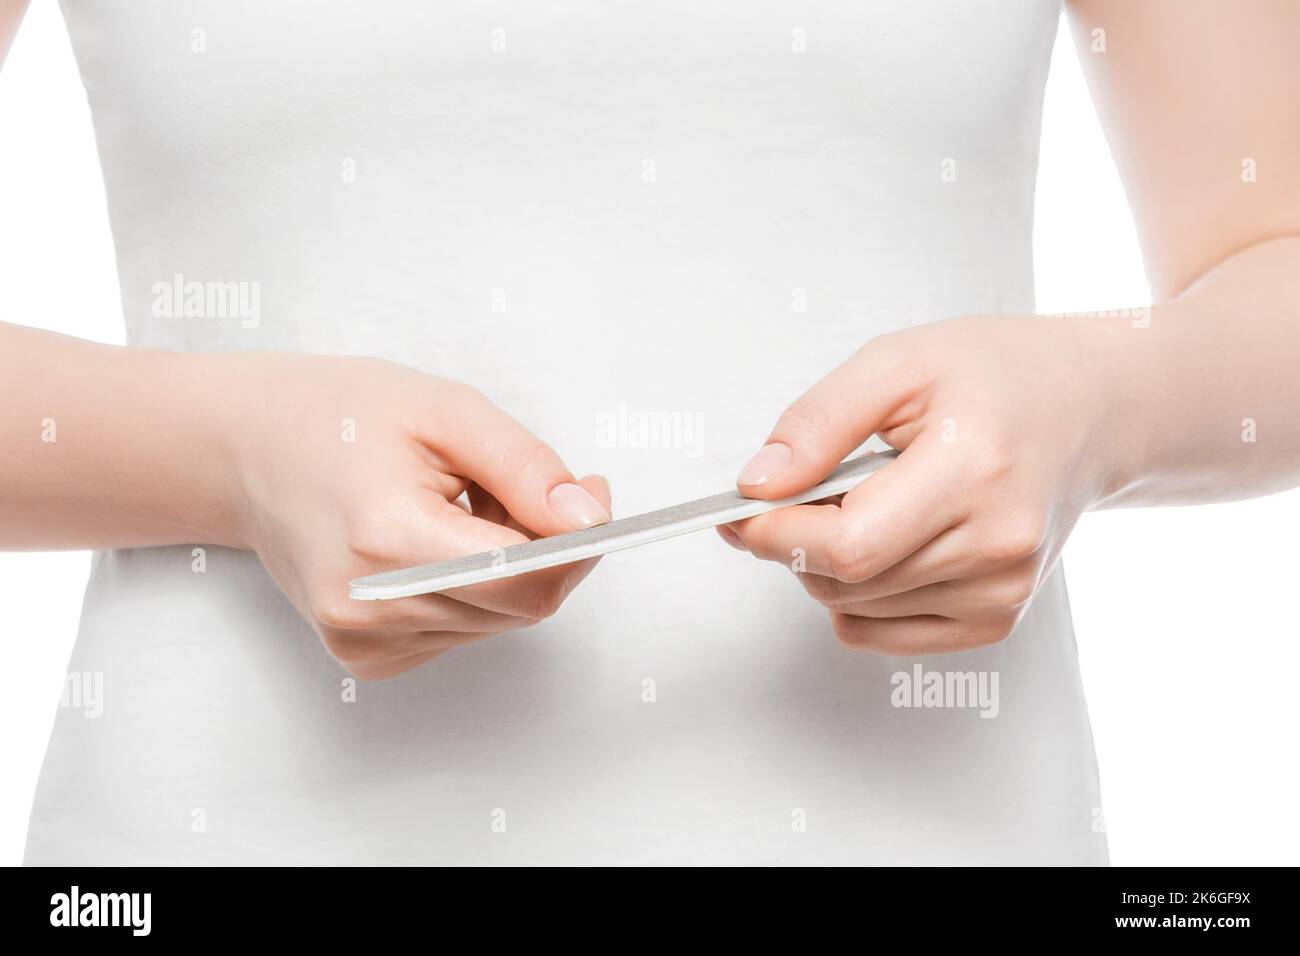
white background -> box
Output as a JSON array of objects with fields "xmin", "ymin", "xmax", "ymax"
[{"xmin": 1, "ymin": 3, "xmax": 1297, "ymax": 866}]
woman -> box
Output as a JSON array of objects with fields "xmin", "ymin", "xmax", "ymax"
[{"xmin": 3, "ymin": 0, "xmax": 1296, "ymax": 865}]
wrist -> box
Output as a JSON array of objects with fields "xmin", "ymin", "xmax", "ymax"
[
  {"xmin": 1056, "ymin": 311, "xmax": 1155, "ymax": 510},
  {"xmin": 163, "ymin": 349, "xmax": 261, "ymax": 550}
]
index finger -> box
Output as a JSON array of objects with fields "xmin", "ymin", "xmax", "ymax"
[
  {"xmin": 730, "ymin": 438, "xmax": 962, "ymax": 582},
  {"xmin": 830, "ymin": 437, "xmax": 965, "ymax": 582}
]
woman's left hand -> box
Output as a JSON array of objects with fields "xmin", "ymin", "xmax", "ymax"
[{"xmin": 721, "ymin": 314, "xmax": 1124, "ymax": 655}]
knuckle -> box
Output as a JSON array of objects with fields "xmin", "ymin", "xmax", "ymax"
[
  {"xmin": 350, "ymin": 355, "xmax": 402, "ymax": 387},
  {"xmin": 734, "ymin": 518, "xmax": 777, "ymax": 561},
  {"xmin": 519, "ymin": 581, "xmax": 570, "ymax": 620},
  {"xmin": 526, "ymin": 595, "xmax": 563, "ymax": 620},
  {"xmin": 440, "ymin": 378, "xmax": 482, "ymax": 406},
  {"xmin": 502, "ymin": 437, "xmax": 561, "ymax": 484},
  {"xmin": 993, "ymin": 573, "xmax": 1036, "ymax": 611},
  {"xmin": 778, "ymin": 395, "xmax": 836, "ymax": 442},
  {"xmin": 319, "ymin": 628, "xmax": 374, "ymax": 665},
  {"xmin": 967, "ymin": 433, "xmax": 1016, "ymax": 484},
  {"xmin": 345, "ymin": 660, "xmax": 402, "ymax": 682},
  {"xmin": 865, "ymin": 333, "xmax": 928, "ymax": 392},
  {"xmin": 311, "ymin": 594, "xmax": 369, "ymax": 632},
  {"xmin": 978, "ymin": 452, "xmax": 1015, "ymax": 486},
  {"xmin": 857, "ymin": 331, "xmax": 906, "ymax": 369},
  {"xmin": 432, "ymin": 380, "xmax": 487, "ymax": 430},
  {"xmin": 346, "ymin": 511, "xmax": 401, "ymax": 561},
  {"xmin": 983, "ymin": 620, "xmax": 1017, "ymax": 646},
  {"xmin": 989, "ymin": 517, "xmax": 1045, "ymax": 563},
  {"xmin": 800, "ymin": 573, "xmax": 844, "ymax": 606},
  {"xmin": 830, "ymin": 612, "xmax": 870, "ymax": 649},
  {"xmin": 965, "ymin": 619, "xmax": 1015, "ymax": 650},
  {"xmin": 828, "ymin": 531, "xmax": 873, "ymax": 584}
]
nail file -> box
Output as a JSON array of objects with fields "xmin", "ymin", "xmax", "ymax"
[{"xmin": 349, "ymin": 450, "xmax": 898, "ymax": 601}]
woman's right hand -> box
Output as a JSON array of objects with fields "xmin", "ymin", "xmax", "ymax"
[{"xmin": 220, "ymin": 352, "xmax": 612, "ymax": 680}]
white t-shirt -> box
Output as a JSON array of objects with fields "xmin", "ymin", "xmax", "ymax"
[{"xmin": 27, "ymin": 0, "xmax": 1107, "ymax": 865}]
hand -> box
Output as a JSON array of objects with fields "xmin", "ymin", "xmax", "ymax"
[
  {"xmin": 221, "ymin": 353, "xmax": 611, "ymax": 680},
  {"xmin": 721, "ymin": 315, "xmax": 1117, "ymax": 655}
]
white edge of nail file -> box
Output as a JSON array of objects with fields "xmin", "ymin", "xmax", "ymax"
[{"xmin": 349, "ymin": 450, "xmax": 898, "ymax": 601}]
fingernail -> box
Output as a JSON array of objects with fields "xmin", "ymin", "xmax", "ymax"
[
  {"xmin": 548, "ymin": 482, "xmax": 611, "ymax": 530},
  {"xmin": 737, "ymin": 442, "xmax": 792, "ymax": 487}
]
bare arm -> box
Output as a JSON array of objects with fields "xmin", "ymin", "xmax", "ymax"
[
  {"xmin": 1067, "ymin": 0, "xmax": 1300, "ymax": 505},
  {"xmin": 0, "ymin": 0, "xmax": 618, "ymax": 677},
  {"xmin": 0, "ymin": 0, "xmax": 28, "ymax": 69},
  {"xmin": 2, "ymin": 4, "xmax": 244, "ymax": 550},
  {"xmin": 0, "ymin": 323, "xmax": 248, "ymax": 549},
  {"xmin": 727, "ymin": 1, "xmax": 1300, "ymax": 655},
  {"xmin": 0, "ymin": 321, "xmax": 613, "ymax": 678}
]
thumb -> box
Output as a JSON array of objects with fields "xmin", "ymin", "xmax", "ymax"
[
  {"xmin": 427, "ymin": 385, "xmax": 611, "ymax": 536},
  {"xmin": 576, "ymin": 473, "xmax": 613, "ymax": 517},
  {"xmin": 736, "ymin": 343, "xmax": 913, "ymax": 499}
]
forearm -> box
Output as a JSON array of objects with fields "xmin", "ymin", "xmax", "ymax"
[
  {"xmin": 0, "ymin": 0, "xmax": 29, "ymax": 69},
  {"xmin": 1082, "ymin": 236, "xmax": 1300, "ymax": 508},
  {"xmin": 0, "ymin": 322, "xmax": 249, "ymax": 550}
]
